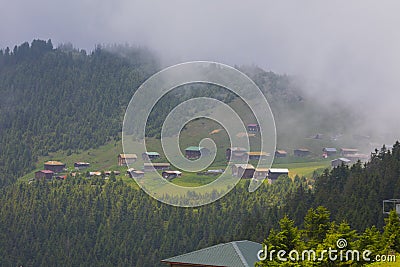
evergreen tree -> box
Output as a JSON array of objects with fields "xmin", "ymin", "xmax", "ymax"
[{"xmin": 382, "ymin": 210, "xmax": 400, "ymax": 253}]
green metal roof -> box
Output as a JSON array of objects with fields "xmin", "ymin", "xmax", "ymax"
[
  {"xmin": 161, "ymin": 240, "xmax": 262, "ymax": 267},
  {"xmin": 185, "ymin": 146, "xmax": 204, "ymax": 151}
]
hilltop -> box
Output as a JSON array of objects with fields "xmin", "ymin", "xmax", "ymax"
[{"xmin": 0, "ymin": 40, "xmax": 379, "ymax": 188}]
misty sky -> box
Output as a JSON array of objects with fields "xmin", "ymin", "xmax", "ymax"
[{"xmin": 1, "ymin": 0, "xmax": 400, "ymax": 138}]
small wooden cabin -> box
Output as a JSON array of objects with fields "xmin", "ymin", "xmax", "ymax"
[
  {"xmin": 143, "ymin": 163, "xmax": 170, "ymax": 172},
  {"xmin": 275, "ymin": 150, "xmax": 287, "ymax": 158},
  {"xmin": 226, "ymin": 147, "xmax": 247, "ymax": 161},
  {"xmin": 293, "ymin": 148, "xmax": 310, "ymax": 157},
  {"xmin": 268, "ymin": 168, "xmax": 289, "ymax": 181},
  {"xmin": 35, "ymin": 170, "xmax": 54, "ymax": 180},
  {"xmin": 142, "ymin": 152, "xmax": 160, "ymax": 160},
  {"xmin": 185, "ymin": 146, "xmax": 210, "ymax": 159},
  {"xmin": 331, "ymin": 158, "xmax": 351, "ymax": 168},
  {"xmin": 118, "ymin": 154, "xmax": 137, "ymax": 166},
  {"xmin": 247, "ymin": 123, "xmax": 260, "ymax": 133},
  {"xmin": 44, "ymin": 161, "xmax": 66, "ymax": 173},
  {"xmin": 232, "ymin": 164, "xmax": 255, "ymax": 178}
]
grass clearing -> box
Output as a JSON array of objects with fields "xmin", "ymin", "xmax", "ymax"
[{"xmin": 273, "ymin": 160, "xmax": 331, "ymax": 178}]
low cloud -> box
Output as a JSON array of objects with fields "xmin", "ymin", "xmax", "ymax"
[{"xmin": 2, "ymin": 0, "xmax": 400, "ymax": 144}]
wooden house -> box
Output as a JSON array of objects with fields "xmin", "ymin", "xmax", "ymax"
[
  {"xmin": 331, "ymin": 158, "xmax": 351, "ymax": 168},
  {"xmin": 226, "ymin": 147, "xmax": 247, "ymax": 161},
  {"xmin": 246, "ymin": 151, "xmax": 269, "ymax": 160},
  {"xmin": 74, "ymin": 162, "xmax": 90, "ymax": 170},
  {"xmin": 35, "ymin": 170, "xmax": 54, "ymax": 180},
  {"xmin": 142, "ymin": 152, "xmax": 160, "ymax": 160},
  {"xmin": 143, "ymin": 162, "xmax": 170, "ymax": 172},
  {"xmin": 247, "ymin": 123, "xmax": 260, "ymax": 133},
  {"xmin": 322, "ymin": 148, "xmax": 337, "ymax": 157},
  {"xmin": 185, "ymin": 146, "xmax": 210, "ymax": 159},
  {"xmin": 118, "ymin": 154, "xmax": 137, "ymax": 166},
  {"xmin": 275, "ymin": 150, "xmax": 287, "ymax": 158},
  {"xmin": 344, "ymin": 153, "xmax": 369, "ymax": 163},
  {"xmin": 268, "ymin": 168, "xmax": 289, "ymax": 181},
  {"xmin": 293, "ymin": 148, "xmax": 310, "ymax": 157},
  {"xmin": 161, "ymin": 240, "xmax": 262, "ymax": 267},
  {"xmin": 44, "ymin": 161, "xmax": 66, "ymax": 173},
  {"xmin": 254, "ymin": 168, "xmax": 268, "ymax": 179},
  {"xmin": 231, "ymin": 164, "xmax": 255, "ymax": 178},
  {"xmin": 340, "ymin": 148, "xmax": 359, "ymax": 156}
]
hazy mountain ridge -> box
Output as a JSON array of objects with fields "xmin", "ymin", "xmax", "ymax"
[{"xmin": 0, "ymin": 40, "xmax": 362, "ymax": 186}]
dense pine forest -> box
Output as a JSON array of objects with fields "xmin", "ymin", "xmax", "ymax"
[
  {"xmin": 0, "ymin": 176, "xmax": 303, "ymax": 266},
  {"xmin": 1, "ymin": 40, "xmax": 400, "ymax": 266}
]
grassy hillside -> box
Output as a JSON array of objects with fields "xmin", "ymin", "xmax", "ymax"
[{"xmin": 20, "ymin": 137, "xmax": 332, "ymax": 189}]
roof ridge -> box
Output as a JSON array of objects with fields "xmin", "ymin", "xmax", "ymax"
[
  {"xmin": 232, "ymin": 241, "xmax": 249, "ymax": 267},
  {"xmin": 163, "ymin": 242, "xmax": 228, "ymax": 261}
]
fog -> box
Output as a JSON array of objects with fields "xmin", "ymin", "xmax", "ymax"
[{"xmin": 2, "ymin": 0, "xmax": 400, "ymax": 145}]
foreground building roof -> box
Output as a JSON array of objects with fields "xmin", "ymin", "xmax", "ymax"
[{"xmin": 161, "ymin": 240, "xmax": 262, "ymax": 267}]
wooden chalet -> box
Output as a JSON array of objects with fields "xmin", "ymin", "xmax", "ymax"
[
  {"xmin": 331, "ymin": 158, "xmax": 351, "ymax": 168},
  {"xmin": 231, "ymin": 164, "xmax": 255, "ymax": 178},
  {"xmin": 268, "ymin": 168, "xmax": 289, "ymax": 181},
  {"xmin": 293, "ymin": 148, "xmax": 310, "ymax": 157},
  {"xmin": 118, "ymin": 154, "xmax": 137, "ymax": 166},
  {"xmin": 44, "ymin": 161, "xmax": 66, "ymax": 173},
  {"xmin": 254, "ymin": 168, "xmax": 268, "ymax": 179},
  {"xmin": 185, "ymin": 146, "xmax": 210, "ymax": 159},
  {"xmin": 142, "ymin": 152, "xmax": 161, "ymax": 160},
  {"xmin": 322, "ymin": 148, "xmax": 337, "ymax": 157},
  {"xmin": 74, "ymin": 162, "xmax": 90, "ymax": 170},
  {"xmin": 226, "ymin": 147, "xmax": 247, "ymax": 161},
  {"xmin": 246, "ymin": 151, "xmax": 269, "ymax": 160},
  {"xmin": 247, "ymin": 123, "xmax": 260, "ymax": 133},
  {"xmin": 340, "ymin": 148, "xmax": 359, "ymax": 156},
  {"xmin": 143, "ymin": 162, "xmax": 171, "ymax": 172},
  {"xmin": 35, "ymin": 170, "xmax": 54, "ymax": 180},
  {"xmin": 275, "ymin": 150, "xmax": 287, "ymax": 158}
]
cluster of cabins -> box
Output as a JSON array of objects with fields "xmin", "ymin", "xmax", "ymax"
[
  {"xmin": 273, "ymin": 148, "xmax": 311, "ymax": 158},
  {"xmin": 273, "ymin": 147, "xmax": 369, "ymax": 168},
  {"xmin": 320, "ymin": 147, "xmax": 369, "ymax": 167},
  {"xmin": 34, "ymin": 161, "xmax": 67, "ymax": 181},
  {"xmin": 118, "ymin": 148, "xmax": 210, "ymax": 166},
  {"xmin": 231, "ymin": 164, "xmax": 289, "ymax": 183},
  {"xmin": 126, "ymin": 162, "xmax": 180, "ymax": 179},
  {"xmin": 119, "ymin": 153, "xmax": 179, "ymax": 180},
  {"xmin": 226, "ymin": 147, "xmax": 269, "ymax": 161},
  {"xmin": 120, "ymin": 144, "xmax": 288, "ymax": 182},
  {"xmin": 330, "ymin": 148, "xmax": 369, "ymax": 167},
  {"xmin": 34, "ymin": 160, "xmax": 122, "ymax": 181},
  {"xmin": 33, "ymin": 140, "xmax": 366, "ymax": 182}
]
